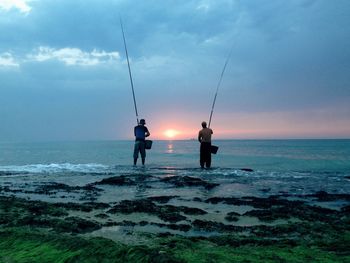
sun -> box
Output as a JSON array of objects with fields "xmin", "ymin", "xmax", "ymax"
[{"xmin": 164, "ymin": 129, "xmax": 179, "ymax": 139}]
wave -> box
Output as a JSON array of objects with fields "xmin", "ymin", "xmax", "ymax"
[
  {"xmin": 0, "ymin": 163, "xmax": 110, "ymax": 176},
  {"xmin": 0, "ymin": 163, "xmax": 346, "ymax": 181}
]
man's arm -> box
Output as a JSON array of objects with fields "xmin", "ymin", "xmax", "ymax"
[
  {"xmin": 145, "ymin": 127, "xmax": 150, "ymax": 137},
  {"xmin": 198, "ymin": 131, "xmax": 202, "ymax": 142}
]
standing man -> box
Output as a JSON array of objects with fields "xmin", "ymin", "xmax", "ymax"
[
  {"xmin": 134, "ymin": 119, "xmax": 150, "ymax": 165},
  {"xmin": 198, "ymin": 121, "xmax": 213, "ymax": 168}
]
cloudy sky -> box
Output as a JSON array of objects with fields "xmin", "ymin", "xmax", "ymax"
[{"xmin": 1, "ymin": 0, "xmax": 349, "ymax": 141}]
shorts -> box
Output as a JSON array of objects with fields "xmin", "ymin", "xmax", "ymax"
[{"xmin": 133, "ymin": 141, "xmax": 146, "ymax": 159}]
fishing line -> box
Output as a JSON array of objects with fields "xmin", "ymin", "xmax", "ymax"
[
  {"xmin": 120, "ymin": 18, "xmax": 139, "ymax": 125},
  {"xmin": 208, "ymin": 48, "xmax": 233, "ymax": 128}
]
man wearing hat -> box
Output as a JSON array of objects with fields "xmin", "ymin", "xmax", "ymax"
[{"xmin": 133, "ymin": 119, "xmax": 150, "ymax": 165}]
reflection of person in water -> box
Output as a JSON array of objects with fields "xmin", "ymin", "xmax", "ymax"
[
  {"xmin": 198, "ymin": 121, "xmax": 213, "ymax": 168},
  {"xmin": 133, "ymin": 119, "xmax": 150, "ymax": 165}
]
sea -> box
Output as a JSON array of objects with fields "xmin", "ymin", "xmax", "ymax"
[{"xmin": 0, "ymin": 139, "xmax": 350, "ymax": 200}]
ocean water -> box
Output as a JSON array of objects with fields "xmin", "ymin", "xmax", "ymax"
[
  {"xmin": 0, "ymin": 139, "xmax": 349, "ymax": 199},
  {"xmin": 0, "ymin": 139, "xmax": 349, "ymax": 171}
]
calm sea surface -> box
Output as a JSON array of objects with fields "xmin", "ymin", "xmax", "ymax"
[
  {"xmin": 0, "ymin": 140, "xmax": 349, "ymax": 197},
  {"xmin": 0, "ymin": 139, "xmax": 349, "ymax": 171}
]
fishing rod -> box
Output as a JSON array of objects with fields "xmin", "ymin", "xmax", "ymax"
[
  {"xmin": 120, "ymin": 18, "xmax": 139, "ymax": 125},
  {"xmin": 208, "ymin": 49, "xmax": 233, "ymax": 128}
]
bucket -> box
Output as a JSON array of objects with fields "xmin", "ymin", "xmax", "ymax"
[
  {"xmin": 145, "ymin": 140, "xmax": 153, "ymax": 150},
  {"xmin": 211, "ymin": 145, "xmax": 219, "ymax": 154}
]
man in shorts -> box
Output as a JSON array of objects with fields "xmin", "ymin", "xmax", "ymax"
[{"xmin": 133, "ymin": 119, "xmax": 150, "ymax": 165}]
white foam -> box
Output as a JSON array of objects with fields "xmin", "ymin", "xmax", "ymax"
[{"xmin": 0, "ymin": 163, "xmax": 109, "ymax": 174}]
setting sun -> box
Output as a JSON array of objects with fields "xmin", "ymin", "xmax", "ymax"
[{"xmin": 164, "ymin": 129, "xmax": 179, "ymax": 139}]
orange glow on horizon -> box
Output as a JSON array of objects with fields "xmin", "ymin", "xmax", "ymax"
[
  {"xmin": 135, "ymin": 110, "xmax": 350, "ymax": 140},
  {"xmin": 163, "ymin": 129, "xmax": 180, "ymax": 139}
]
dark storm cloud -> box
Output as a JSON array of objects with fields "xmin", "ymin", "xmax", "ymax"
[{"xmin": 0, "ymin": 0, "xmax": 349, "ymax": 140}]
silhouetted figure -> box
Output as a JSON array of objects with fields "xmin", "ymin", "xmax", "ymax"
[
  {"xmin": 133, "ymin": 119, "xmax": 150, "ymax": 165},
  {"xmin": 198, "ymin": 121, "xmax": 213, "ymax": 168}
]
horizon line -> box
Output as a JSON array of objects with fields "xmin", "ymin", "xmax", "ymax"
[{"xmin": 1, "ymin": 138, "xmax": 350, "ymax": 144}]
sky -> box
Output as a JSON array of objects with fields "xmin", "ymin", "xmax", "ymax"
[{"xmin": 0, "ymin": 0, "xmax": 350, "ymax": 141}]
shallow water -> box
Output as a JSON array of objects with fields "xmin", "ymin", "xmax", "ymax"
[
  {"xmin": 0, "ymin": 140, "xmax": 349, "ymax": 201},
  {"xmin": 1, "ymin": 140, "xmax": 349, "ymax": 240},
  {"xmin": 1, "ymin": 139, "xmax": 350, "ymax": 170}
]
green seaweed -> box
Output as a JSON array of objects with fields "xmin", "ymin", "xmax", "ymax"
[
  {"xmin": 0, "ymin": 228, "xmax": 182, "ymax": 263},
  {"xmin": 1, "ymin": 195, "xmax": 349, "ymax": 262},
  {"xmin": 154, "ymin": 235, "xmax": 350, "ymax": 263}
]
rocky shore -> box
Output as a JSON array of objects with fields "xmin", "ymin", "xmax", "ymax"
[{"xmin": 1, "ymin": 172, "xmax": 349, "ymax": 262}]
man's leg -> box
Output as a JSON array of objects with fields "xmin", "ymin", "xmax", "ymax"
[
  {"xmin": 206, "ymin": 144, "xmax": 211, "ymax": 168},
  {"xmin": 202, "ymin": 143, "xmax": 211, "ymax": 168},
  {"xmin": 140, "ymin": 141, "xmax": 146, "ymax": 165},
  {"xmin": 133, "ymin": 142, "xmax": 139, "ymax": 165},
  {"xmin": 200, "ymin": 143, "xmax": 205, "ymax": 168}
]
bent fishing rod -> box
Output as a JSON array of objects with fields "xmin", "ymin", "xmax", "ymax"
[
  {"xmin": 120, "ymin": 18, "xmax": 139, "ymax": 125},
  {"xmin": 208, "ymin": 49, "xmax": 233, "ymax": 128}
]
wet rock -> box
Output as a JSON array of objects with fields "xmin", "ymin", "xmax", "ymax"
[
  {"xmin": 151, "ymin": 222, "xmax": 191, "ymax": 232},
  {"xmin": 108, "ymin": 199, "xmax": 158, "ymax": 214},
  {"xmin": 94, "ymin": 176, "xmax": 136, "ymax": 186},
  {"xmin": 103, "ymin": 220, "xmax": 139, "ymax": 227},
  {"xmin": 155, "ymin": 204, "xmax": 189, "ymax": 223},
  {"xmin": 8, "ymin": 213, "xmax": 100, "ymax": 234},
  {"xmin": 118, "ymin": 220, "xmax": 137, "ymax": 227},
  {"xmin": 259, "ymin": 188, "xmax": 271, "ymax": 193},
  {"xmin": 0, "ymin": 187, "xmax": 26, "ymax": 194},
  {"xmin": 147, "ymin": 196, "xmax": 179, "ymax": 204},
  {"xmin": 157, "ymin": 204, "xmax": 207, "ymax": 216},
  {"xmin": 103, "ymin": 221, "xmax": 119, "ymax": 227},
  {"xmin": 244, "ymin": 203, "xmax": 339, "ymax": 223},
  {"xmin": 250, "ymin": 223, "xmax": 313, "ymax": 238},
  {"xmin": 0, "ymin": 196, "xmax": 68, "ymax": 217},
  {"xmin": 157, "ymin": 232, "xmax": 173, "ymax": 238},
  {"xmin": 225, "ymin": 211, "xmax": 240, "ymax": 222},
  {"xmin": 0, "ymin": 196, "xmax": 104, "ymax": 234},
  {"xmin": 160, "ymin": 176, "xmax": 219, "ymax": 190},
  {"xmin": 244, "ymin": 209, "xmax": 289, "ymax": 222},
  {"xmin": 53, "ymin": 202, "xmax": 110, "ymax": 212},
  {"xmin": 307, "ymin": 191, "xmax": 350, "ymax": 202},
  {"xmin": 139, "ymin": 221, "xmax": 148, "ymax": 226},
  {"xmin": 132, "ymin": 173, "xmax": 155, "ymax": 181},
  {"xmin": 205, "ymin": 197, "xmax": 245, "ymax": 205},
  {"xmin": 0, "ymin": 171, "xmax": 29, "ymax": 176},
  {"xmin": 240, "ymin": 168, "xmax": 254, "ymax": 172},
  {"xmin": 35, "ymin": 183, "xmax": 102, "ymax": 196},
  {"xmin": 341, "ymin": 205, "xmax": 350, "ymax": 215},
  {"xmin": 177, "ymin": 206, "xmax": 207, "ymax": 215},
  {"xmin": 192, "ymin": 219, "xmax": 245, "ymax": 232},
  {"xmin": 30, "ymin": 203, "xmax": 68, "ymax": 217},
  {"xmin": 79, "ymin": 193, "xmax": 98, "ymax": 202},
  {"xmin": 107, "ymin": 199, "xmax": 180, "ymax": 222},
  {"xmin": 107, "ymin": 199, "xmax": 198, "ymax": 223},
  {"xmin": 158, "ymin": 213, "xmax": 186, "ymax": 223},
  {"xmin": 206, "ymin": 196, "xmax": 303, "ymax": 209},
  {"xmin": 54, "ymin": 216, "xmax": 101, "ymax": 234},
  {"xmin": 95, "ymin": 213, "xmax": 109, "ymax": 219}
]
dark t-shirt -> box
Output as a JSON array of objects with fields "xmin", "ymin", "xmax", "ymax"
[{"xmin": 134, "ymin": 125, "xmax": 149, "ymax": 141}]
